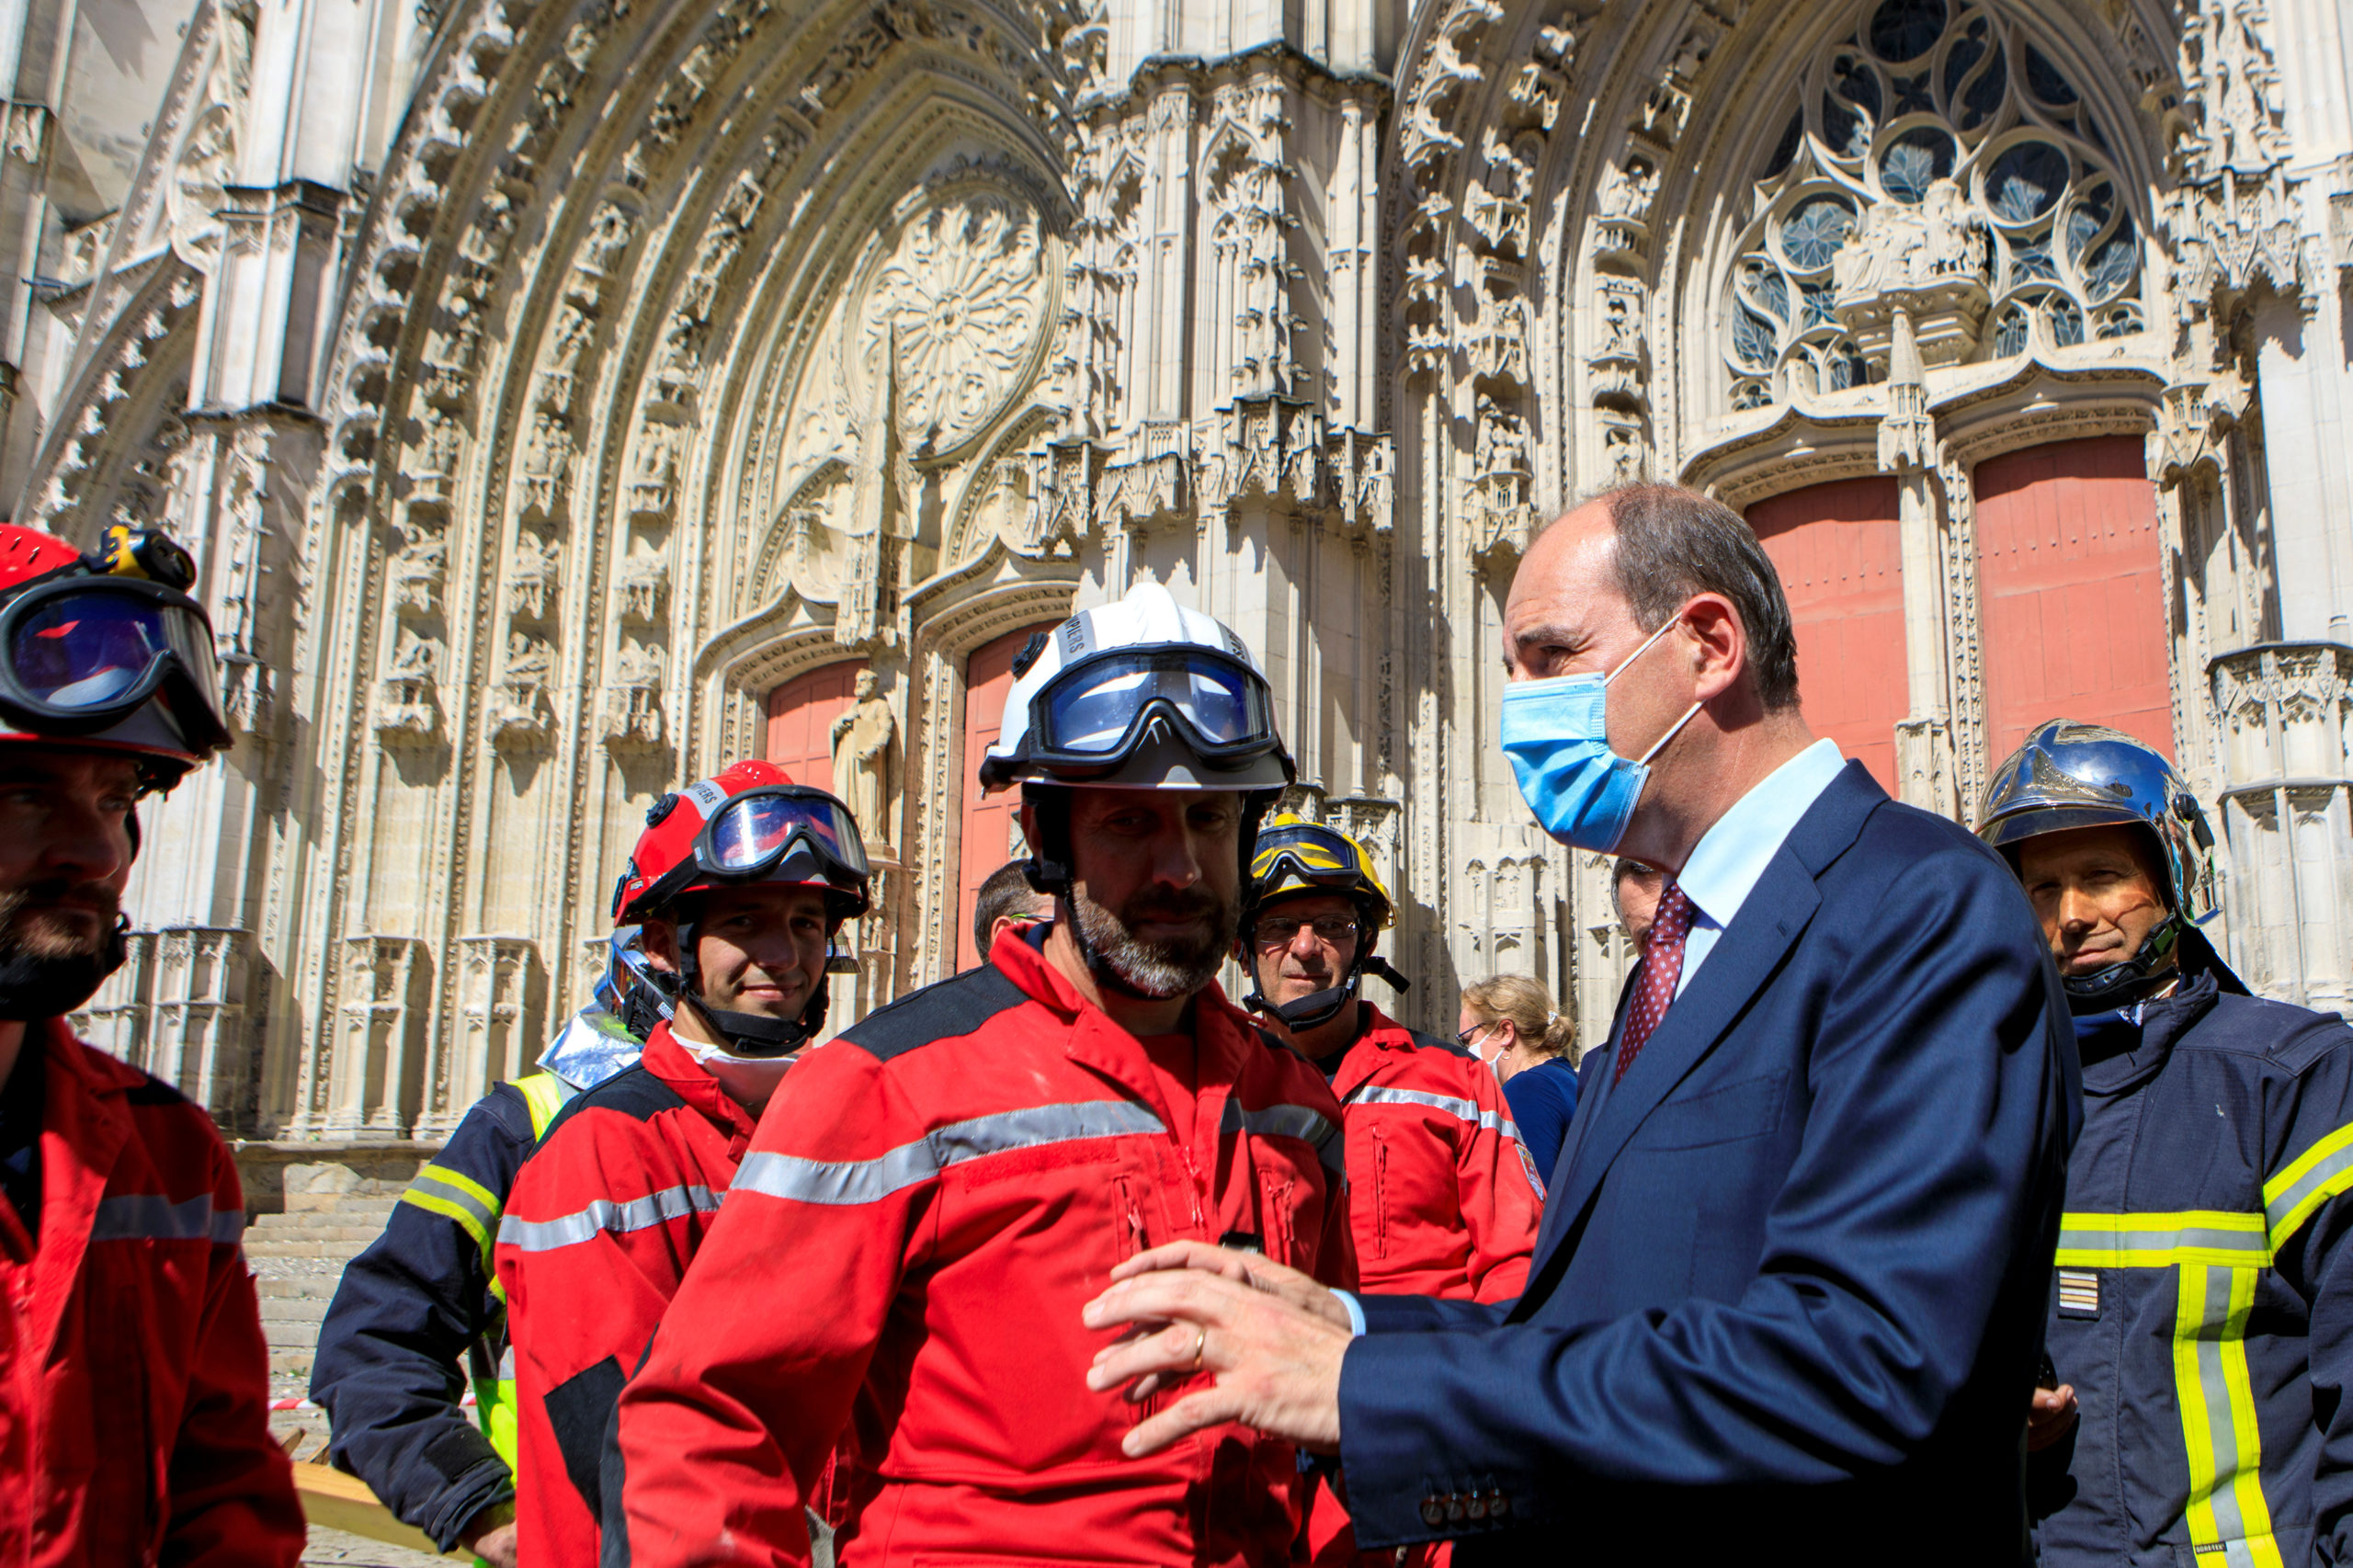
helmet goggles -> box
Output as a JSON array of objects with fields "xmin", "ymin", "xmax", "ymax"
[
  {"xmin": 0, "ymin": 575, "xmax": 228, "ymax": 755},
  {"xmin": 695, "ymin": 784, "xmax": 870, "ymax": 898},
  {"xmin": 1250, "ymin": 823, "xmax": 1387, "ymax": 915},
  {"xmin": 1030, "ymin": 646, "xmax": 1278, "ymax": 779}
]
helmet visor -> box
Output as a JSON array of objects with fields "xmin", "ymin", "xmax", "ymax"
[
  {"xmin": 701, "ymin": 787, "xmax": 870, "ymax": 886},
  {"xmin": 1252, "ymin": 823, "xmax": 1367, "ymax": 886},
  {"xmin": 0, "ymin": 579, "xmax": 228, "ymax": 757},
  {"xmin": 1037, "ymin": 649, "xmax": 1274, "ymax": 759},
  {"xmin": 4, "ymin": 582, "xmax": 222, "ymax": 725}
]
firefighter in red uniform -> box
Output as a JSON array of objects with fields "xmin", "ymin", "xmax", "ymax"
[
  {"xmin": 493, "ymin": 759, "xmax": 871, "ymax": 1565},
  {"xmin": 614, "ymin": 584, "xmax": 1355, "ymax": 1568},
  {"xmin": 1238, "ymin": 815, "xmax": 1542, "ymax": 1565},
  {"xmin": 0, "ymin": 523, "xmax": 302, "ymax": 1566}
]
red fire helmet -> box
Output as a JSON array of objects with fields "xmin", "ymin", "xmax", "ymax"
[
  {"xmin": 611, "ymin": 758, "xmax": 873, "ymax": 927},
  {"xmin": 0, "ymin": 522, "xmax": 230, "ymax": 788}
]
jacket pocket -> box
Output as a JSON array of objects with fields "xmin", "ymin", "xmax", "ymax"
[
  {"xmin": 1632, "ymin": 1069, "xmax": 1789, "ymax": 1151},
  {"xmin": 1369, "ymin": 1131, "xmax": 1388, "ymax": 1260}
]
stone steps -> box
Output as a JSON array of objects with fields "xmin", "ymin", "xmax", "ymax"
[{"xmin": 244, "ymin": 1161, "xmax": 422, "ymax": 1405}]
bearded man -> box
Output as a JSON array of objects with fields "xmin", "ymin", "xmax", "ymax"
[{"xmin": 614, "ymin": 585, "xmax": 1354, "ymax": 1568}]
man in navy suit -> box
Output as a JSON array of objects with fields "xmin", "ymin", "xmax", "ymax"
[{"xmin": 1084, "ymin": 483, "xmax": 2079, "ymax": 1562}]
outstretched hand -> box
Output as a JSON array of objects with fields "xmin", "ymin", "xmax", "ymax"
[{"xmin": 1082, "ymin": 1241, "xmax": 1353, "ymax": 1458}]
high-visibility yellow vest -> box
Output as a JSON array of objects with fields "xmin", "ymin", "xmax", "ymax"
[{"xmin": 473, "ymin": 1074, "xmax": 571, "ymax": 1471}]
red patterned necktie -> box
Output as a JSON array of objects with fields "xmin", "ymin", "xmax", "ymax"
[{"xmin": 1616, "ymin": 879, "xmax": 1694, "ymax": 1085}]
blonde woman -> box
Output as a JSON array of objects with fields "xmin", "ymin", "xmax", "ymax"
[{"xmin": 1459, "ymin": 973, "xmax": 1580, "ymax": 1182}]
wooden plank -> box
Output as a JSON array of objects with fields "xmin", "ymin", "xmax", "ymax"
[{"xmin": 291, "ymin": 1460, "xmax": 471, "ymax": 1561}]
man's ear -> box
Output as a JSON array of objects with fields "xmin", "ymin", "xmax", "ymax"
[
  {"xmin": 640, "ymin": 918, "xmax": 683, "ymax": 975},
  {"xmin": 1682, "ymin": 592, "xmax": 1747, "ymax": 705}
]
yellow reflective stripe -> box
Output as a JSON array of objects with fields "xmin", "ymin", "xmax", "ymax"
[
  {"xmin": 2175, "ymin": 1265, "xmax": 2287, "ymax": 1568},
  {"xmin": 2053, "ymin": 1210, "xmax": 2271, "ymax": 1269},
  {"xmin": 515, "ymin": 1073, "xmax": 570, "ymax": 1140},
  {"xmin": 2263, "ymin": 1122, "xmax": 2353, "ymax": 1251},
  {"xmin": 401, "ymin": 1187, "xmax": 494, "ymax": 1260},
  {"xmin": 403, "ymin": 1164, "xmax": 505, "ymax": 1269}
]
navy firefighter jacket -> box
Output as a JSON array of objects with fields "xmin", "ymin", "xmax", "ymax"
[
  {"xmin": 310, "ymin": 1075, "xmax": 567, "ymax": 1552},
  {"xmin": 2034, "ymin": 970, "xmax": 2353, "ymax": 1568}
]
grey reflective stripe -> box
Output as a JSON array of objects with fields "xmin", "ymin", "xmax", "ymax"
[
  {"xmin": 497, "ymin": 1345, "xmax": 516, "ymax": 1381},
  {"xmin": 2265, "ymin": 1138, "xmax": 2353, "ymax": 1239},
  {"xmin": 734, "ymin": 1100, "xmax": 1167, "ymax": 1207},
  {"xmin": 1346, "ymin": 1084, "xmax": 1522, "ymax": 1142},
  {"xmin": 2181, "ymin": 1263, "xmax": 2266, "ymax": 1564},
  {"xmin": 2052, "ymin": 1217, "xmax": 2271, "ymax": 1262},
  {"xmin": 494, "ymin": 1184, "xmax": 722, "ymax": 1253},
  {"xmin": 1222, "ymin": 1100, "xmax": 1346, "ymax": 1174},
  {"xmin": 411, "ymin": 1166, "xmax": 500, "ymax": 1230},
  {"xmin": 91, "ymin": 1192, "xmax": 244, "ymax": 1244}
]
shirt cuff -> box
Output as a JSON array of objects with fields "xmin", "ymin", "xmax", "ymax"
[{"xmin": 1333, "ymin": 1288, "xmax": 1366, "ymax": 1337}]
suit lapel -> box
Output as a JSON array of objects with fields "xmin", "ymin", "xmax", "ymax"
[
  {"xmin": 1528, "ymin": 967, "xmax": 1634, "ymax": 1262},
  {"xmin": 1515, "ymin": 763, "xmax": 1886, "ymax": 1303}
]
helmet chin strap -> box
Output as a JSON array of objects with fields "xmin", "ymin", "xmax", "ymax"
[
  {"xmin": 671, "ymin": 912, "xmax": 829, "ymax": 1055},
  {"xmin": 2063, "ymin": 915, "xmax": 2184, "ymax": 1016}
]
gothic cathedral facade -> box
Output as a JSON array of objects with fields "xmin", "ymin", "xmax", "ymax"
[{"xmin": 6, "ymin": 0, "xmax": 2348, "ymax": 1141}]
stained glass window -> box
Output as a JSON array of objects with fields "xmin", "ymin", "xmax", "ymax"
[
  {"xmin": 1869, "ymin": 0, "xmax": 1947, "ymax": 62},
  {"xmin": 1881, "ymin": 128, "xmax": 1954, "ymax": 203},
  {"xmin": 1720, "ymin": 0, "xmax": 2144, "ymax": 405},
  {"xmin": 1782, "ymin": 199, "xmax": 1856, "ymax": 269}
]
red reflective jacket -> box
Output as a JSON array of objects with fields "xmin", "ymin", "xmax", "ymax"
[
  {"xmin": 615, "ymin": 931, "xmax": 1356, "ymax": 1568},
  {"xmin": 1329, "ymin": 1005, "xmax": 1540, "ymax": 1302},
  {"xmin": 494, "ymin": 1025, "xmax": 754, "ymax": 1567},
  {"xmin": 0, "ymin": 1019, "xmax": 301, "ymax": 1568},
  {"xmin": 1305, "ymin": 1006, "xmax": 1543, "ymax": 1568}
]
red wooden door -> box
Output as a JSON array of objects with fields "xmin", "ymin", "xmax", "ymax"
[
  {"xmin": 1745, "ymin": 477, "xmax": 1906, "ymax": 793},
  {"xmin": 765, "ymin": 660, "xmax": 868, "ymax": 796},
  {"xmin": 958, "ymin": 625, "xmax": 1055, "ymax": 971},
  {"xmin": 1973, "ymin": 437, "xmax": 2172, "ymax": 764}
]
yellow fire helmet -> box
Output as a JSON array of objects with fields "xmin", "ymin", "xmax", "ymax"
[{"xmin": 1241, "ymin": 814, "xmax": 1408, "ymax": 1028}]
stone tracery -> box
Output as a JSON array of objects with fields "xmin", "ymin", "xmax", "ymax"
[{"xmin": 1722, "ymin": 0, "xmax": 2146, "ymax": 411}]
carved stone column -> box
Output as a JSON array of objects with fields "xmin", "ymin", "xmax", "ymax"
[
  {"xmin": 71, "ymin": 931, "xmax": 159, "ymax": 1074},
  {"xmin": 148, "ymin": 926, "xmax": 256, "ymax": 1127},
  {"xmin": 424, "ymin": 937, "xmax": 542, "ymax": 1136},
  {"xmin": 1875, "ymin": 312, "xmax": 1958, "ymax": 816},
  {"xmin": 2207, "ymin": 642, "xmax": 2353, "ymax": 1011},
  {"xmin": 327, "ymin": 937, "xmax": 428, "ymax": 1140}
]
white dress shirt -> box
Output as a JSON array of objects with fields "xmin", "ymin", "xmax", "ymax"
[{"xmin": 1668, "ymin": 739, "xmax": 1847, "ymax": 997}]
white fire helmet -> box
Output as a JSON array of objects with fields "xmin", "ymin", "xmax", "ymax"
[{"xmin": 979, "ymin": 583, "xmax": 1294, "ymax": 793}]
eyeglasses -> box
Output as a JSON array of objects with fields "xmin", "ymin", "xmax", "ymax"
[
  {"xmin": 1251, "ymin": 914, "xmax": 1362, "ymax": 949},
  {"xmin": 1456, "ymin": 1021, "xmax": 1499, "ymax": 1050}
]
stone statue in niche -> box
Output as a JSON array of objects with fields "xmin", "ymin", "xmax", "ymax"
[
  {"xmin": 392, "ymin": 528, "xmax": 446, "ymax": 617},
  {"xmin": 603, "ymin": 647, "xmax": 665, "ymax": 753},
  {"xmin": 508, "ymin": 530, "xmax": 560, "ymax": 622},
  {"xmin": 617, "ymin": 552, "xmax": 668, "ymax": 624},
  {"xmin": 1597, "ymin": 159, "xmax": 1657, "ymax": 222},
  {"xmin": 489, "ymin": 632, "xmax": 553, "ymax": 751},
  {"xmin": 630, "ymin": 425, "xmax": 682, "ymax": 516},
  {"xmin": 581, "ymin": 201, "xmax": 634, "ymax": 277},
  {"xmin": 520, "ymin": 414, "xmax": 574, "ymax": 514},
  {"xmin": 1470, "ymin": 288, "xmax": 1530, "ymax": 385},
  {"xmin": 1603, "ymin": 418, "xmax": 1646, "ymax": 484},
  {"xmin": 829, "ymin": 669, "xmax": 897, "ymax": 850},
  {"xmin": 1600, "ymin": 291, "xmax": 1641, "ymax": 358},
  {"xmin": 417, "ymin": 408, "xmax": 461, "ymax": 478},
  {"xmin": 1474, "ymin": 393, "xmax": 1530, "ymax": 477}
]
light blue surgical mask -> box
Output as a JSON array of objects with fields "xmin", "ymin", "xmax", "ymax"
[{"xmin": 1499, "ymin": 617, "xmax": 1701, "ymax": 853}]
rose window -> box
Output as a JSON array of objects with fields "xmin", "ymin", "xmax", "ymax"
[{"xmin": 1721, "ymin": 0, "xmax": 2143, "ymax": 414}]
